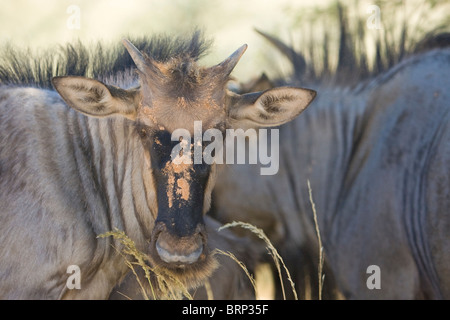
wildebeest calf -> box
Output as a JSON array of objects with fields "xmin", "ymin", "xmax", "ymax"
[{"xmin": 0, "ymin": 33, "xmax": 315, "ymax": 299}]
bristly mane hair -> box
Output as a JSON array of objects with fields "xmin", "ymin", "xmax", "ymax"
[
  {"xmin": 0, "ymin": 30, "xmax": 212, "ymax": 89},
  {"xmin": 258, "ymin": 2, "xmax": 450, "ymax": 87}
]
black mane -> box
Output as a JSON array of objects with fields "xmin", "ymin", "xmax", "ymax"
[
  {"xmin": 259, "ymin": 2, "xmax": 450, "ymax": 87},
  {"xmin": 0, "ymin": 30, "xmax": 211, "ymax": 89}
]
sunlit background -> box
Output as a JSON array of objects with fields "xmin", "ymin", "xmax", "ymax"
[{"xmin": 0, "ymin": 0, "xmax": 448, "ymax": 81}]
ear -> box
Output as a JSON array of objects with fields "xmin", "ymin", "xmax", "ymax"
[
  {"xmin": 52, "ymin": 76, "xmax": 139, "ymax": 120},
  {"xmin": 228, "ymin": 86, "xmax": 316, "ymax": 128}
]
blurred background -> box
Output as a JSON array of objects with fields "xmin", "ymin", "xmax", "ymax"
[
  {"xmin": 0, "ymin": 0, "xmax": 449, "ymax": 82},
  {"xmin": 0, "ymin": 0, "xmax": 448, "ymax": 300}
]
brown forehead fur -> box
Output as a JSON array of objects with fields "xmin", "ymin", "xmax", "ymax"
[{"xmin": 137, "ymin": 56, "xmax": 228, "ymax": 133}]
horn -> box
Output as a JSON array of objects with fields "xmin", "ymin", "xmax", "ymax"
[
  {"xmin": 214, "ymin": 44, "xmax": 248, "ymax": 76},
  {"xmin": 122, "ymin": 39, "xmax": 149, "ymax": 72},
  {"xmin": 254, "ymin": 28, "xmax": 306, "ymax": 78}
]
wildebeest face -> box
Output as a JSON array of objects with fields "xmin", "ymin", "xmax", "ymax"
[
  {"xmin": 51, "ymin": 38, "xmax": 316, "ymax": 287},
  {"xmin": 137, "ymin": 126, "xmax": 215, "ymax": 270}
]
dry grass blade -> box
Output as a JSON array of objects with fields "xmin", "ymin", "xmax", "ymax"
[
  {"xmin": 203, "ymin": 280, "xmax": 214, "ymax": 300},
  {"xmin": 215, "ymin": 248, "xmax": 257, "ymax": 295},
  {"xmin": 219, "ymin": 221, "xmax": 298, "ymax": 300},
  {"xmin": 307, "ymin": 180, "xmax": 325, "ymax": 300},
  {"xmin": 117, "ymin": 246, "xmax": 150, "ymax": 300},
  {"xmin": 98, "ymin": 228, "xmax": 156, "ymax": 299},
  {"xmin": 98, "ymin": 228, "xmax": 193, "ymax": 300}
]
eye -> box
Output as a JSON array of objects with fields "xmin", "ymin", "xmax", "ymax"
[
  {"xmin": 139, "ymin": 128, "xmax": 147, "ymax": 138},
  {"xmin": 148, "ymin": 130, "xmax": 173, "ymax": 167},
  {"xmin": 136, "ymin": 123, "xmax": 150, "ymax": 139},
  {"xmin": 193, "ymin": 161, "xmax": 211, "ymax": 178}
]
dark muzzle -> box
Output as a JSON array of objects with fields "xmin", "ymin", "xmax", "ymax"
[{"xmin": 151, "ymin": 220, "xmax": 206, "ymax": 266}]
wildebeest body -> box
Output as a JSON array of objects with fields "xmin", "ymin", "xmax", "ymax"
[
  {"xmin": 328, "ymin": 49, "xmax": 450, "ymax": 298},
  {"xmin": 213, "ymin": 48, "xmax": 450, "ymax": 299},
  {"xmin": 0, "ymin": 87, "xmax": 149, "ymax": 298}
]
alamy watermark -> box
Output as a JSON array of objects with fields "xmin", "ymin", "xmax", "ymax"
[
  {"xmin": 170, "ymin": 121, "xmax": 279, "ymax": 175},
  {"xmin": 64, "ymin": 263, "xmax": 382, "ymax": 291},
  {"xmin": 366, "ymin": 265, "xmax": 381, "ymax": 290},
  {"xmin": 366, "ymin": 4, "xmax": 382, "ymax": 30},
  {"xmin": 66, "ymin": 264, "xmax": 81, "ymax": 290},
  {"xmin": 66, "ymin": 5, "xmax": 81, "ymax": 30}
]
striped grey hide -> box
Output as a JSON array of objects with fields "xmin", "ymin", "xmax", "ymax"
[
  {"xmin": 213, "ymin": 35, "xmax": 450, "ymax": 299},
  {"xmin": 0, "ymin": 33, "xmax": 315, "ymax": 299}
]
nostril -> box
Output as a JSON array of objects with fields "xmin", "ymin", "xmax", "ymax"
[{"xmin": 155, "ymin": 233, "xmax": 204, "ymax": 265}]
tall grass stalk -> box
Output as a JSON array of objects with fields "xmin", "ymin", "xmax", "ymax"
[
  {"xmin": 215, "ymin": 248, "xmax": 257, "ymax": 295},
  {"xmin": 307, "ymin": 180, "xmax": 325, "ymax": 300},
  {"xmin": 219, "ymin": 221, "xmax": 298, "ymax": 300}
]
